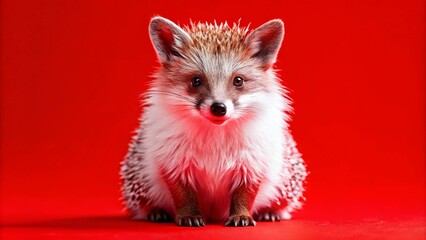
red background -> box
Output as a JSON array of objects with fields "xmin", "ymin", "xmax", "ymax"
[{"xmin": 1, "ymin": 0, "xmax": 425, "ymax": 239}]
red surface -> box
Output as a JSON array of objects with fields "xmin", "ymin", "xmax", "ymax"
[{"xmin": 1, "ymin": 0, "xmax": 425, "ymax": 239}]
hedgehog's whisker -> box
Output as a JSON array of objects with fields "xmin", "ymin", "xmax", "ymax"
[{"xmin": 146, "ymin": 90, "xmax": 197, "ymax": 105}]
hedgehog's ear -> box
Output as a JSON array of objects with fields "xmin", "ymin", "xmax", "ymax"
[
  {"xmin": 149, "ymin": 16, "xmax": 191, "ymax": 63},
  {"xmin": 245, "ymin": 19, "xmax": 284, "ymax": 69}
]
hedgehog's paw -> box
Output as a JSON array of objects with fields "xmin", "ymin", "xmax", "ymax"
[
  {"xmin": 225, "ymin": 214, "xmax": 256, "ymax": 227},
  {"xmin": 254, "ymin": 211, "xmax": 281, "ymax": 222},
  {"xmin": 147, "ymin": 208, "xmax": 172, "ymax": 223},
  {"xmin": 176, "ymin": 214, "xmax": 205, "ymax": 227}
]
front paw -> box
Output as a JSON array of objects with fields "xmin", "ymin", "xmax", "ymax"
[
  {"xmin": 254, "ymin": 212, "xmax": 281, "ymax": 222},
  {"xmin": 225, "ymin": 214, "xmax": 256, "ymax": 227},
  {"xmin": 176, "ymin": 214, "xmax": 205, "ymax": 227},
  {"xmin": 147, "ymin": 208, "xmax": 172, "ymax": 223}
]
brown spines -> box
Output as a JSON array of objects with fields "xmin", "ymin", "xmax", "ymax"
[{"xmin": 185, "ymin": 22, "xmax": 249, "ymax": 54}]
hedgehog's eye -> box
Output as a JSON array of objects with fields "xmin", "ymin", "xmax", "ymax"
[
  {"xmin": 233, "ymin": 76, "xmax": 244, "ymax": 87},
  {"xmin": 191, "ymin": 76, "xmax": 202, "ymax": 87}
]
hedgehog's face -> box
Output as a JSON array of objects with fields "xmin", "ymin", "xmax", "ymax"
[
  {"xmin": 159, "ymin": 52, "xmax": 281, "ymax": 126},
  {"xmin": 149, "ymin": 17, "xmax": 285, "ymax": 126}
]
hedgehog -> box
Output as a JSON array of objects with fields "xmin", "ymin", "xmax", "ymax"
[{"xmin": 120, "ymin": 16, "xmax": 307, "ymax": 227}]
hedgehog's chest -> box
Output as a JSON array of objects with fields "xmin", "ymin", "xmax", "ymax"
[
  {"xmin": 191, "ymin": 168, "xmax": 234, "ymax": 221},
  {"xmin": 146, "ymin": 121, "xmax": 275, "ymax": 220},
  {"xmin": 160, "ymin": 134, "xmax": 263, "ymax": 221}
]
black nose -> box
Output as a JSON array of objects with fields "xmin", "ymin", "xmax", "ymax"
[{"xmin": 210, "ymin": 102, "xmax": 227, "ymax": 116}]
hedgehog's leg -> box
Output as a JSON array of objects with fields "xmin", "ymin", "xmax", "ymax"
[
  {"xmin": 166, "ymin": 180, "xmax": 205, "ymax": 227},
  {"xmin": 225, "ymin": 185, "xmax": 258, "ymax": 227}
]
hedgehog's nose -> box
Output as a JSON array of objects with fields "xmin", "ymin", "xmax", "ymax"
[{"xmin": 211, "ymin": 102, "xmax": 227, "ymax": 117}]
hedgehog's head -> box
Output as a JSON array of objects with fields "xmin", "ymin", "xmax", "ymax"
[{"xmin": 148, "ymin": 16, "xmax": 288, "ymax": 127}]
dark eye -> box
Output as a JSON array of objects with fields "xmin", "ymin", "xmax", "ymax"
[
  {"xmin": 191, "ymin": 76, "xmax": 202, "ymax": 87},
  {"xmin": 233, "ymin": 76, "xmax": 244, "ymax": 87}
]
